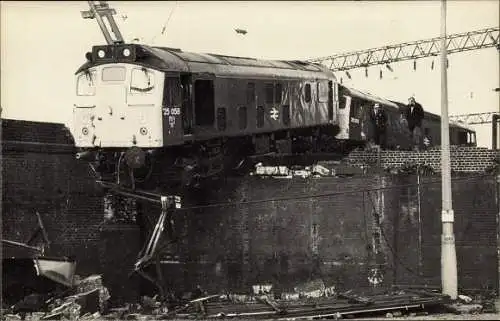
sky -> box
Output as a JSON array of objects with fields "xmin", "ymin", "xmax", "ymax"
[{"xmin": 1, "ymin": 0, "xmax": 499, "ymax": 147}]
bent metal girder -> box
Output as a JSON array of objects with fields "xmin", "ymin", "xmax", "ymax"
[
  {"xmin": 99, "ymin": 180, "xmax": 181, "ymax": 298},
  {"xmin": 307, "ymin": 27, "xmax": 499, "ymax": 71}
]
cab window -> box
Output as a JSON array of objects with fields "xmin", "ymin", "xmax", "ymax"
[
  {"xmin": 318, "ymin": 82, "xmax": 328, "ymax": 103},
  {"xmin": 305, "ymin": 83, "xmax": 311, "ymax": 103},
  {"xmin": 102, "ymin": 66, "xmax": 126, "ymax": 82},
  {"xmin": 130, "ymin": 68, "xmax": 155, "ymax": 94},
  {"xmin": 76, "ymin": 70, "xmax": 96, "ymax": 96}
]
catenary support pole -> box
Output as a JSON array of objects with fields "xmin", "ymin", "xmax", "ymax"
[
  {"xmin": 440, "ymin": 0, "xmax": 458, "ymax": 300},
  {"xmin": 493, "ymin": 114, "xmax": 499, "ymax": 150}
]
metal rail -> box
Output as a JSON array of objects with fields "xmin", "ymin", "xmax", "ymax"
[{"xmin": 307, "ymin": 27, "xmax": 499, "ymax": 71}]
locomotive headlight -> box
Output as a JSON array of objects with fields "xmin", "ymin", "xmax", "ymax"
[
  {"xmin": 139, "ymin": 127, "xmax": 148, "ymax": 135},
  {"xmin": 123, "ymin": 48, "xmax": 131, "ymax": 57},
  {"xmin": 97, "ymin": 49, "xmax": 106, "ymax": 58},
  {"xmin": 82, "ymin": 127, "xmax": 89, "ymax": 136}
]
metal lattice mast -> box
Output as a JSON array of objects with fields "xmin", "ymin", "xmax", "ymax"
[
  {"xmin": 307, "ymin": 27, "xmax": 499, "ymax": 71},
  {"xmin": 449, "ymin": 112, "xmax": 499, "ymax": 125}
]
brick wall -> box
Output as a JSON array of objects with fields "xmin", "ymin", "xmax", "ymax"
[
  {"xmin": 5, "ymin": 118, "xmax": 495, "ymax": 295},
  {"xmin": 135, "ymin": 172, "xmax": 498, "ymax": 295},
  {"xmin": 144, "ymin": 176, "xmax": 387, "ymax": 294},
  {"xmin": 344, "ymin": 146, "xmax": 500, "ymax": 173},
  {"xmin": 2, "ymin": 119, "xmax": 103, "ymax": 276}
]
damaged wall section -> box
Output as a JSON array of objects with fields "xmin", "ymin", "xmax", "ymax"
[{"xmin": 2, "ymin": 119, "xmax": 103, "ymax": 276}]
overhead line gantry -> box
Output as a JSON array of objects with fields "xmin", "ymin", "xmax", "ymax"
[{"xmin": 306, "ymin": 27, "xmax": 499, "ymax": 71}]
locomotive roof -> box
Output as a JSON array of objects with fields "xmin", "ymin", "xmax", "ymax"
[
  {"xmin": 76, "ymin": 44, "xmax": 336, "ymax": 80},
  {"xmin": 340, "ymin": 85, "xmax": 400, "ymax": 108}
]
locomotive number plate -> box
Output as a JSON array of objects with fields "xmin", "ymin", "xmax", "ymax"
[{"xmin": 162, "ymin": 107, "xmax": 181, "ymax": 116}]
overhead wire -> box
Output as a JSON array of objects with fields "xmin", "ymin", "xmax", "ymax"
[
  {"xmin": 100, "ymin": 173, "xmax": 493, "ymax": 211},
  {"xmin": 179, "ymin": 173, "xmax": 492, "ymax": 211},
  {"xmin": 151, "ymin": 1, "xmax": 178, "ymax": 45}
]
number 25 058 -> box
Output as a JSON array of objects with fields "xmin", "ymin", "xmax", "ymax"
[{"xmin": 162, "ymin": 107, "xmax": 181, "ymax": 116}]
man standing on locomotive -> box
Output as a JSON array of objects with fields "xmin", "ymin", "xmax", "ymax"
[
  {"xmin": 405, "ymin": 97, "xmax": 425, "ymax": 151},
  {"xmin": 370, "ymin": 103, "xmax": 388, "ymax": 149}
]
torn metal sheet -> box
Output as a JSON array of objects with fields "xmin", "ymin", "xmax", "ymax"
[
  {"xmin": 2, "ymin": 258, "xmax": 72, "ymax": 307},
  {"xmin": 34, "ymin": 257, "xmax": 76, "ymax": 287}
]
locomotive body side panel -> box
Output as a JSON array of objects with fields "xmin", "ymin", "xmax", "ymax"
[
  {"xmin": 261, "ymin": 79, "xmax": 285, "ymax": 132},
  {"xmin": 162, "ymin": 75, "xmax": 184, "ymax": 145}
]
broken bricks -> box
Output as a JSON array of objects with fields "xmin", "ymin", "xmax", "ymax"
[{"xmin": 75, "ymin": 275, "xmax": 110, "ymax": 312}]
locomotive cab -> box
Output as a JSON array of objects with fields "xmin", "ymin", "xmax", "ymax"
[{"xmin": 73, "ymin": 44, "xmax": 183, "ymax": 150}]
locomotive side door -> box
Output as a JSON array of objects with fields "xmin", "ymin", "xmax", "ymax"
[
  {"xmin": 335, "ymin": 89, "xmax": 351, "ymax": 140},
  {"xmin": 180, "ymin": 73, "xmax": 193, "ymax": 135},
  {"xmin": 328, "ymin": 80, "xmax": 334, "ymax": 123},
  {"xmin": 348, "ymin": 97, "xmax": 364, "ymax": 141},
  {"xmin": 192, "ymin": 74, "xmax": 216, "ymax": 135}
]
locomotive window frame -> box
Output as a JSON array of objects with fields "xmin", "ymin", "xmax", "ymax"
[
  {"xmin": 238, "ymin": 106, "xmax": 248, "ymax": 130},
  {"xmin": 217, "ymin": 107, "xmax": 227, "ymax": 131},
  {"xmin": 194, "ymin": 79, "xmax": 215, "ymax": 126},
  {"xmin": 458, "ymin": 131, "xmax": 468, "ymax": 145},
  {"xmin": 102, "ymin": 66, "xmax": 126, "ymax": 82},
  {"xmin": 339, "ymin": 95, "xmax": 350, "ymax": 109},
  {"xmin": 247, "ymin": 82, "xmax": 256, "ymax": 105},
  {"xmin": 265, "ymin": 83, "xmax": 274, "ymax": 104},
  {"xmin": 257, "ymin": 106, "xmax": 265, "ymax": 128},
  {"xmin": 317, "ymin": 82, "xmax": 328, "ymax": 103},
  {"xmin": 282, "ymin": 105, "xmax": 290, "ymax": 126},
  {"xmin": 76, "ymin": 70, "xmax": 97, "ymax": 97},
  {"xmin": 130, "ymin": 67, "xmax": 155, "ymax": 95},
  {"xmin": 305, "ymin": 83, "xmax": 311, "ymax": 103},
  {"xmin": 275, "ymin": 83, "xmax": 282, "ymax": 104}
]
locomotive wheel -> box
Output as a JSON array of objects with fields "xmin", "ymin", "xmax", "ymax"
[
  {"xmin": 118, "ymin": 147, "xmax": 155, "ymax": 188},
  {"xmin": 124, "ymin": 146, "xmax": 146, "ymax": 169}
]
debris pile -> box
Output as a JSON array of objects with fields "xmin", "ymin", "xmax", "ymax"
[
  {"xmin": 4, "ymin": 270, "xmax": 499, "ymax": 321},
  {"xmin": 166, "ymin": 285, "xmax": 451, "ymax": 319},
  {"xmin": 3, "ymin": 273, "xmax": 110, "ymax": 321},
  {"xmin": 75, "ymin": 275, "xmax": 111, "ymax": 312},
  {"xmin": 252, "ymin": 163, "xmax": 342, "ymax": 178}
]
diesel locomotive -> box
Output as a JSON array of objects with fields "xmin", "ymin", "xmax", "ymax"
[{"xmin": 72, "ymin": 43, "xmax": 475, "ymax": 190}]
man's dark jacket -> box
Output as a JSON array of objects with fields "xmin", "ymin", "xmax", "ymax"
[
  {"xmin": 405, "ymin": 102, "xmax": 424, "ymax": 130},
  {"xmin": 369, "ymin": 108, "xmax": 388, "ymax": 131}
]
